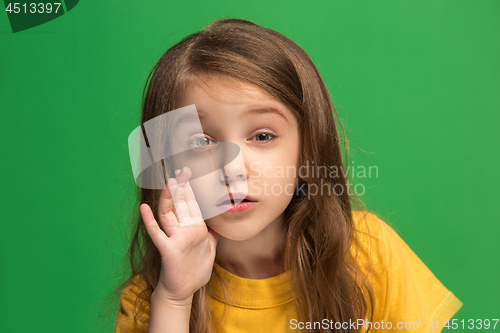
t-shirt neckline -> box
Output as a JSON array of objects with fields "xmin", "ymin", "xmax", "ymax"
[{"xmin": 211, "ymin": 262, "xmax": 294, "ymax": 309}]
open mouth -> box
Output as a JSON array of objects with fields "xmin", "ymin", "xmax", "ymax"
[
  {"xmin": 216, "ymin": 193, "xmax": 257, "ymax": 206},
  {"xmin": 217, "ymin": 198, "xmax": 254, "ymax": 206}
]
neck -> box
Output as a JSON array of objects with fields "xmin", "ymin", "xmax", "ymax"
[{"xmin": 215, "ymin": 216, "xmax": 286, "ymax": 279}]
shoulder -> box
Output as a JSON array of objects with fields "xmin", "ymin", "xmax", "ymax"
[
  {"xmin": 350, "ymin": 210, "xmax": 463, "ymax": 331},
  {"xmin": 119, "ymin": 273, "xmax": 151, "ymax": 306},
  {"xmin": 127, "ymin": 273, "xmax": 150, "ymax": 294},
  {"xmin": 350, "ymin": 209, "xmax": 444, "ymax": 282},
  {"xmin": 350, "ymin": 210, "xmax": 421, "ymax": 272},
  {"xmin": 350, "ymin": 210, "xmax": 394, "ymax": 272},
  {"xmin": 115, "ymin": 274, "xmax": 151, "ymax": 333},
  {"xmin": 351, "ymin": 210, "xmax": 393, "ymax": 239}
]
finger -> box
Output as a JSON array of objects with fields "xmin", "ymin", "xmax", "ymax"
[
  {"xmin": 140, "ymin": 203, "xmax": 169, "ymax": 251},
  {"xmin": 176, "ymin": 166, "xmax": 205, "ymax": 228},
  {"xmin": 171, "ymin": 167, "xmax": 193, "ymax": 224},
  {"xmin": 159, "ymin": 179, "xmax": 174, "ymax": 212},
  {"xmin": 158, "ymin": 178, "xmax": 181, "ymax": 235},
  {"xmin": 162, "ymin": 210, "xmax": 180, "ymax": 236},
  {"xmin": 175, "ymin": 166, "xmax": 191, "ymax": 186},
  {"xmin": 181, "ymin": 181, "xmax": 204, "ymax": 227}
]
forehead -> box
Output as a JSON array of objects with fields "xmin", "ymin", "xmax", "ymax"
[
  {"xmin": 180, "ymin": 74, "xmax": 298, "ymax": 124},
  {"xmin": 182, "ymin": 74, "xmax": 273, "ymax": 104}
]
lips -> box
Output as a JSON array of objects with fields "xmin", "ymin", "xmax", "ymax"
[{"xmin": 216, "ymin": 192, "xmax": 257, "ymax": 206}]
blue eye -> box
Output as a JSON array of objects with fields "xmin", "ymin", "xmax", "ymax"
[{"xmin": 188, "ymin": 136, "xmax": 215, "ymax": 148}]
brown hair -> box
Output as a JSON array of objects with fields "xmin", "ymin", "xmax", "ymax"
[{"xmin": 115, "ymin": 17, "xmax": 374, "ymax": 332}]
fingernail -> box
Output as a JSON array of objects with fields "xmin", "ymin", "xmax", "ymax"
[{"xmin": 175, "ymin": 169, "xmax": 181, "ymax": 175}]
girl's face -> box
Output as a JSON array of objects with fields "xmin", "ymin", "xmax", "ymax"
[{"xmin": 179, "ymin": 74, "xmax": 301, "ymax": 242}]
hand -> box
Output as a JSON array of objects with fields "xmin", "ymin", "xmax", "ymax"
[{"xmin": 140, "ymin": 166, "xmax": 219, "ymax": 305}]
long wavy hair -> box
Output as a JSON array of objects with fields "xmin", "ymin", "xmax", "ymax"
[{"xmin": 112, "ymin": 18, "xmax": 374, "ymax": 333}]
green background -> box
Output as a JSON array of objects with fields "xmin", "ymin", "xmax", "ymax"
[{"xmin": 1, "ymin": 0, "xmax": 499, "ymax": 332}]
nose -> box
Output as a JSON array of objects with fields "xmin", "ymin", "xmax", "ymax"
[{"xmin": 219, "ymin": 152, "xmax": 247, "ymax": 185}]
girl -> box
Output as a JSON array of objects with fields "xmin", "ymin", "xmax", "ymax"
[{"xmin": 115, "ymin": 18, "xmax": 462, "ymax": 333}]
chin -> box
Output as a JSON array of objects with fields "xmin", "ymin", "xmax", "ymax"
[
  {"xmin": 214, "ymin": 227, "xmax": 261, "ymax": 242},
  {"xmin": 207, "ymin": 221, "xmax": 262, "ymax": 242}
]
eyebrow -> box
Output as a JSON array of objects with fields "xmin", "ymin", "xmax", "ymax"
[{"xmin": 197, "ymin": 106, "xmax": 289, "ymax": 123}]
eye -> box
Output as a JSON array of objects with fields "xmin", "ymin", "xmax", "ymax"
[
  {"xmin": 251, "ymin": 131, "xmax": 277, "ymax": 143},
  {"xmin": 188, "ymin": 135, "xmax": 215, "ymax": 148}
]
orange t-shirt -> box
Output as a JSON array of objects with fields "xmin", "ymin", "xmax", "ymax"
[{"xmin": 115, "ymin": 211, "xmax": 462, "ymax": 332}]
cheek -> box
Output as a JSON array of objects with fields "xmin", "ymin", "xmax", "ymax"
[
  {"xmin": 254, "ymin": 162, "xmax": 298, "ymax": 198},
  {"xmin": 249, "ymin": 144, "xmax": 300, "ymax": 198},
  {"xmin": 270, "ymin": 172, "xmax": 297, "ymax": 200}
]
